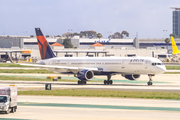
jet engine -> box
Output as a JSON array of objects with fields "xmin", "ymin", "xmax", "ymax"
[
  {"xmin": 123, "ymin": 74, "xmax": 140, "ymax": 80},
  {"xmin": 77, "ymin": 69, "xmax": 94, "ymax": 81}
]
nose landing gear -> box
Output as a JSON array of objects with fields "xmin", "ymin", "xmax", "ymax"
[
  {"xmin": 147, "ymin": 74, "xmax": 155, "ymax": 86},
  {"xmin": 104, "ymin": 75, "xmax": 113, "ymax": 85}
]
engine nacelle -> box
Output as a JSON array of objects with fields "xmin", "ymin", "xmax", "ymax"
[
  {"xmin": 77, "ymin": 69, "xmax": 94, "ymax": 81},
  {"xmin": 123, "ymin": 74, "xmax": 140, "ymax": 80}
]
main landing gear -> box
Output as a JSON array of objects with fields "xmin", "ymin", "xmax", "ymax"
[
  {"xmin": 104, "ymin": 75, "xmax": 113, "ymax": 85},
  {"xmin": 147, "ymin": 74, "xmax": 154, "ymax": 86},
  {"xmin": 78, "ymin": 80, "xmax": 86, "ymax": 85}
]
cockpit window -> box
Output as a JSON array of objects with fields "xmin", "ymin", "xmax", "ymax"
[{"xmin": 152, "ymin": 63, "xmax": 155, "ymax": 66}]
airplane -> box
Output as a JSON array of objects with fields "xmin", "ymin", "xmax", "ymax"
[
  {"xmin": 19, "ymin": 28, "xmax": 166, "ymax": 86},
  {"xmin": 171, "ymin": 36, "xmax": 180, "ymax": 55}
]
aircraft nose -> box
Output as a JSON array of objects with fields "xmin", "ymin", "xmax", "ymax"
[{"xmin": 158, "ymin": 66, "xmax": 166, "ymax": 74}]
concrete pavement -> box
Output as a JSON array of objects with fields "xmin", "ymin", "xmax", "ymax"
[{"xmin": 1, "ymin": 96, "xmax": 180, "ymax": 120}]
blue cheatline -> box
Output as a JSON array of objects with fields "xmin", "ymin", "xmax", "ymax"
[{"xmin": 18, "ymin": 102, "xmax": 180, "ymax": 112}]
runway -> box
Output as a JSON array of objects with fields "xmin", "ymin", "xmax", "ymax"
[
  {"xmin": 1, "ymin": 96, "xmax": 180, "ymax": 120},
  {"xmin": 0, "ymin": 70, "xmax": 180, "ymax": 119},
  {"xmin": 0, "ymin": 73, "xmax": 180, "ymax": 92}
]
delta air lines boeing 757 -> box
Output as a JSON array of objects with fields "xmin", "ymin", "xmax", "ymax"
[{"xmin": 20, "ymin": 28, "xmax": 166, "ymax": 86}]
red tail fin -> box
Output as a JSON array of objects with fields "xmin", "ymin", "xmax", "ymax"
[{"xmin": 35, "ymin": 28, "xmax": 56, "ymax": 60}]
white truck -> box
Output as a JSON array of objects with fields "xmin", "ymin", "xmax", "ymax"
[{"xmin": 0, "ymin": 85, "xmax": 17, "ymax": 114}]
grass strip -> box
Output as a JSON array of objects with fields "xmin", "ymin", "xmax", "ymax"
[
  {"xmin": 0, "ymin": 76, "xmax": 102, "ymax": 82},
  {"xmin": 164, "ymin": 72, "xmax": 180, "ymax": 74},
  {"xmin": 0, "ymin": 76, "xmax": 53, "ymax": 81},
  {"xmin": 0, "ymin": 76, "xmax": 78, "ymax": 82},
  {"xmin": 0, "ymin": 69, "xmax": 53, "ymax": 73},
  {"xmin": 18, "ymin": 90, "xmax": 180, "ymax": 100},
  {"xmin": 0, "ymin": 63, "xmax": 32, "ymax": 67},
  {"xmin": 166, "ymin": 66, "xmax": 180, "ymax": 70}
]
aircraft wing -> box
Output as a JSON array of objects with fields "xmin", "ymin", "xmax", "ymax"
[{"xmin": 19, "ymin": 63, "xmax": 100, "ymax": 73}]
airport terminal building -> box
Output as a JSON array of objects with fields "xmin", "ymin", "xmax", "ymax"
[
  {"xmin": 0, "ymin": 35, "xmax": 170, "ymax": 61},
  {"xmin": 0, "ymin": 36, "xmax": 172, "ymax": 50},
  {"xmin": 0, "ymin": 35, "xmax": 175, "ymax": 49}
]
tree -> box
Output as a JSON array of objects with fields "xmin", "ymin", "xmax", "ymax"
[
  {"xmin": 108, "ymin": 35, "xmax": 112, "ymax": 39},
  {"xmin": 97, "ymin": 33, "xmax": 103, "ymax": 42},
  {"xmin": 165, "ymin": 38, "xmax": 170, "ymax": 53},
  {"xmin": 62, "ymin": 39, "xmax": 73, "ymax": 48},
  {"xmin": 108, "ymin": 31, "xmax": 129, "ymax": 39},
  {"xmin": 80, "ymin": 30, "xmax": 97, "ymax": 38},
  {"xmin": 62, "ymin": 32, "xmax": 72, "ymax": 39},
  {"xmin": 121, "ymin": 31, "xmax": 129, "ymax": 38},
  {"xmin": 73, "ymin": 32, "xmax": 80, "ymax": 36},
  {"xmin": 114, "ymin": 32, "xmax": 123, "ymax": 39}
]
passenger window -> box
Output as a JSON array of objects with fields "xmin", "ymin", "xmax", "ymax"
[{"xmin": 152, "ymin": 63, "xmax": 155, "ymax": 66}]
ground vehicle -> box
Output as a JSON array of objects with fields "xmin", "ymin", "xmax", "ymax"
[{"xmin": 0, "ymin": 85, "xmax": 17, "ymax": 114}]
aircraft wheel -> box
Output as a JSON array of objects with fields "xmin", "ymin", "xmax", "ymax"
[
  {"xmin": 104, "ymin": 80, "xmax": 107, "ymax": 85},
  {"xmin": 147, "ymin": 82, "xmax": 153, "ymax": 86},
  {"xmin": 147, "ymin": 82, "xmax": 150, "ymax": 86},
  {"xmin": 82, "ymin": 81, "xmax": 86, "ymax": 85},
  {"xmin": 78, "ymin": 81, "xmax": 81, "ymax": 85},
  {"xmin": 78, "ymin": 81, "xmax": 86, "ymax": 85},
  {"xmin": 110, "ymin": 80, "xmax": 113, "ymax": 85}
]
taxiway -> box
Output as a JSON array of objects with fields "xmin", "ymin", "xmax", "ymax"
[{"xmin": 0, "ymin": 96, "xmax": 180, "ymax": 120}]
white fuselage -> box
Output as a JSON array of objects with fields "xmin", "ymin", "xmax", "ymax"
[{"xmin": 37, "ymin": 56, "xmax": 166, "ymax": 75}]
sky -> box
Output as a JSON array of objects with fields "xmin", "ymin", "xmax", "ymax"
[{"xmin": 0, "ymin": 0, "xmax": 180, "ymax": 39}]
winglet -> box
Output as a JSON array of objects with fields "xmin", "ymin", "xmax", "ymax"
[
  {"xmin": 171, "ymin": 36, "xmax": 180, "ymax": 55},
  {"xmin": 35, "ymin": 28, "xmax": 56, "ymax": 60}
]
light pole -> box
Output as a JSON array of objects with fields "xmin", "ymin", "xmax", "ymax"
[
  {"xmin": 68, "ymin": 29, "xmax": 73, "ymax": 38},
  {"xmin": 163, "ymin": 30, "xmax": 167, "ymax": 38},
  {"xmin": 107, "ymin": 31, "xmax": 111, "ymax": 39}
]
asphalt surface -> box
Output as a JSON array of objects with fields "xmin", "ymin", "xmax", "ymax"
[
  {"xmin": 0, "ymin": 67, "xmax": 180, "ymax": 120},
  {"xmin": 1, "ymin": 72, "xmax": 180, "ymax": 92},
  {"xmin": 0, "ymin": 96, "xmax": 180, "ymax": 120}
]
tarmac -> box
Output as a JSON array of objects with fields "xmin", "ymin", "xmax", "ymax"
[
  {"xmin": 0, "ymin": 68, "xmax": 180, "ymax": 119},
  {"xmin": 0, "ymin": 73, "xmax": 180, "ymax": 92},
  {"xmin": 0, "ymin": 96, "xmax": 180, "ymax": 120}
]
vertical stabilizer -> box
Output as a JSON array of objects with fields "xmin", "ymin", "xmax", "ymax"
[
  {"xmin": 35, "ymin": 28, "xmax": 56, "ymax": 60},
  {"xmin": 171, "ymin": 36, "xmax": 180, "ymax": 55}
]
